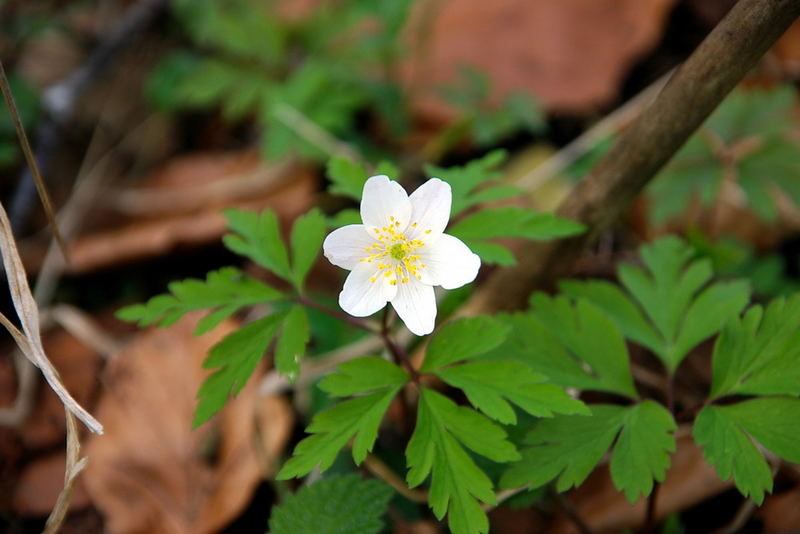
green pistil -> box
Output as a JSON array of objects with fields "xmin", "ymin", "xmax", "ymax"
[{"xmin": 389, "ymin": 243, "xmax": 407, "ymax": 260}]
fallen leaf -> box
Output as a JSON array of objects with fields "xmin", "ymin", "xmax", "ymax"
[
  {"xmin": 404, "ymin": 0, "xmax": 677, "ymax": 116},
  {"xmin": 83, "ymin": 313, "xmax": 293, "ymax": 534},
  {"xmin": 759, "ymin": 486, "xmax": 800, "ymax": 533},
  {"xmin": 13, "ymin": 451, "xmax": 91, "ymax": 517}
]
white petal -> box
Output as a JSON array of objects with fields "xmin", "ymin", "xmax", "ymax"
[
  {"xmin": 406, "ymin": 178, "xmax": 452, "ymax": 241},
  {"xmin": 360, "ymin": 175, "xmax": 412, "ymax": 231},
  {"xmin": 418, "ymin": 233, "xmax": 481, "ymax": 290},
  {"xmin": 339, "ymin": 261, "xmax": 397, "ymax": 317},
  {"xmin": 391, "ymin": 278, "xmax": 436, "ymax": 336},
  {"xmin": 323, "ymin": 225, "xmax": 375, "ymax": 270}
]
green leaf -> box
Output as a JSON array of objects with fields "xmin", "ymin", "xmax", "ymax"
[
  {"xmin": 692, "ymin": 397, "xmax": 800, "ymax": 504},
  {"xmin": 290, "ymin": 208, "xmax": 327, "ymax": 291},
  {"xmin": 268, "ymin": 474, "xmax": 394, "ymax": 534},
  {"xmin": 425, "ymin": 150, "xmax": 507, "ymax": 216},
  {"xmin": 421, "ymin": 316, "xmax": 510, "ymax": 372},
  {"xmin": 222, "ymin": 208, "xmax": 292, "ymax": 280},
  {"xmin": 327, "ymin": 208, "xmax": 362, "ymax": 228},
  {"xmin": 274, "ymin": 305, "xmax": 310, "ymax": 380},
  {"xmin": 466, "ymin": 240, "xmax": 517, "ymax": 266},
  {"xmin": 320, "ymin": 356, "xmax": 409, "ymax": 397},
  {"xmin": 435, "ymin": 360, "xmax": 589, "ymax": 424},
  {"xmin": 613, "ymin": 236, "xmax": 749, "ymax": 371},
  {"xmin": 610, "ymin": 401, "xmax": 677, "ymax": 501},
  {"xmin": 710, "ymin": 295, "xmax": 800, "ymax": 399},
  {"xmin": 528, "ymin": 295, "xmax": 638, "ymax": 397},
  {"xmin": 501, "ymin": 405, "xmax": 628, "ymax": 492},
  {"xmin": 116, "ymin": 267, "xmax": 283, "ymax": 335},
  {"xmin": 449, "ymin": 206, "xmax": 584, "ymax": 241},
  {"xmin": 194, "ymin": 312, "xmax": 286, "ymax": 427},
  {"xmin": 277, "ymin": 358, "xmax": 408, "ymax": 477},
  {"xmin": 406, "ymin": 388, "xmax": 519, "ymax": 534},
  {"xmin": 327, "ymin": 157, "xmax": 368, "ymax": 200},
  {"xmin": 503, "ymin": 402, "xmax": 675, "ymax": 501}
]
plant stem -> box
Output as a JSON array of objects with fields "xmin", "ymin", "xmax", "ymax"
[
  {"xmin": 381, "ymin": 307, "xmax": 420, "ymax": 383},
  {"xmin": 643, "ymin": 481, "xmax": 660, "ymax": 534},
  {"xmin": 296, "ymin": 295, "xmax": 379, "ymax": 334}
]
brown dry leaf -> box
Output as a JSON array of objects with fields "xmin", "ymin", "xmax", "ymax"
[
  {"xmin": 759, "ymin": 486, "xmax": 800, "ymax": 533},
  {"xmin": 404, "ymin": 0, "xmax": 677, "ymax": 116},
  {"xmin": 550, "ymin": 435, "xmax": 730, "ymax": 533},
  {"xmin": 21, "ymin": 151, "xmax": 316, "ymax": 275},
  {"xmin": 83, "ymin": 313, "xmax": 293, "ymax": 534},
  {"xmin": 12, "ymin": 450, "xmax": 91, "ymax": 517}
]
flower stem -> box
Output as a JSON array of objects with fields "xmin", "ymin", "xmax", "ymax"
[
  {"xmin": 381, "ymin": 308, "xmax": 419, "ymax": 383},
  {"xmin": 296, "ymin": 295, "xmax": 379, "ymax": 334}
]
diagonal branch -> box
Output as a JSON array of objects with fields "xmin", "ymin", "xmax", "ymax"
[{"xmin": 466, "ymin": 0, "xmax": 800, "ymax": 314}]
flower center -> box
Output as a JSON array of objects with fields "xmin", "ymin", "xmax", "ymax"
[
  {"xmin": 361, "ymin": 217, "xmax": 430, "ymax": 284},
  {"xmin": 389, "ymin": 243, "xmax": 406, "ymax": 260}
]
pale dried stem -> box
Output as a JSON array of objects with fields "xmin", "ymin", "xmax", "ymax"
[
  {"xmin": 363, "ymin": 454, "xmax": 428, "ymax": 504},
  {"xmin": 43, "ymin": 409, "xmax": 89, "ymax": 534}
]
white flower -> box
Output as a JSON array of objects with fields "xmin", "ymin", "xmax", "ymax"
[{"xmin": 323, "ymin": 175, "xmax": 481, "ymax": 336}]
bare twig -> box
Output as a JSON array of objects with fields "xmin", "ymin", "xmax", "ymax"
[
  {"xmin": 466, "ymin": 0, "xmax": 800, "ymax": 314},
  {"xmin": 0, "ymin": 201, "xmax": 103, "ymax": 434},
  {"xmin": 0, "ymin": 61, "xmax": 68, "ymax": 259},
  {"xmin": 43, "ymin": 409, "xmax": 89, "ymax": 534},
  {"xmin": 363, "ymin": 454, "xmax": 428, "ymax": 503}
]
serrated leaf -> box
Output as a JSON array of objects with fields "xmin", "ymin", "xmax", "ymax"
[
  {"xmin": 464, "ymin": 240, "xmax": 517, "ymax": 266},
  {"xmin": 425, "ymin": 150, "xmax": 507, "ymax": 216},
  {"xmin": 692, "ymin": 399, "xmax": 797, "ymax": 504},
  {"xmin": 449, "ymin": 206, "xmax": 584, "ymax": 242},
  {"xmin": 274, "ymin": 305, "xmax": 310, "ymax": 380},
  {"xmin": 421, "ymin": 316, "xmax": 510, "ymax": 372},
  {"xmin": 615, "ymin": 236, "xmax": 749, "ymax": 371},
  {"xmin": 327, "ymin": 157, "xmax": 368, "ymax": 200},
  {"xmin": 528, "ymin": 295, "xmax": 638, "ymax": 397},
  {"xmin": 435, "ymin": 360, "xmax": 589, "ymax": 424},
  {"xmin": 609, "ymin": 401, "xmax": 677, "ymax": 501},
  {"xmin": 194, "ymin": 312, "xmax": 286, "ymax": 427},
  {"xmin": 223, "ymin": 208, "xmax": 292, "ymax": 280},
  {"xmin": 268, "ymin": 474, "xmax": 394, "ymax": 534},
  {"xmin": 710, "ymin": 295, "xmax": 800, "ymax": 399},
  {"xmin": 406, "ymin": 388, "xmax": 519, "ymax": 534},
  {"xmin": 278, "ymin": 358, "xmax": 408, "ymax": 477},
  {"xmin": 116, "ymin": 267, "xmax": 283, "ymax": 335},
  {"xmin": 290, "ymin": 208, "xmax": 327, "ymax": 291},
  {"xmin": 320, "ymin": 356, "xmax": 409, "ymax": 397},
  {"xmin": 500, "ymin": 405, "xmax": 628, "ymax": 492}
]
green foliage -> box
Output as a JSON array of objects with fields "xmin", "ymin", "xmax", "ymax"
[
  {"xmin": 116, "ymin": 267, "xmax": 283, "ymax": 335},
  {"xmin": 326, "ymin": 157, "xmax": 399, "ymax": 202},
  {"xmin": 223, "ymin": 208, "xmax": 292, "ymax": 281},
  {"xmin": 274, "ymin": 305, "xmax": 310, "ymax": 380},
  {"xmin": 289, "ymin": 208, "xmax": 327, "ymax": 291},
  {"xmin": 277, "ymin": 357, "xmax": 409, "ymax": 478},
  {"xmin": 426, "ymin": 151, "xmax": 585, "ymax": 266},
  {"xmin": 502, "ymin": 401, "xmax": 676, "ymax": 502},
  {"xmin": 561, "ymin": 235, "xmax": 750, "ymax": 372},
  {"xmin": 149, "ymin": 0, "xmax": 416, "ymax": 159},
  {"xmin": 268, "ymin": 475, "xmax": 394, "ymax": 534},
  {"xmin": 421, "ymin": 316, "xmax": 509, "ymax": 371},
  {"xmin": 406, "ymin": 387, "xmax": 519, "ymax": 534},
  {"xmin": 693, "ymin": 397, "xmax": 800, "ymax": 504},
  {"xmin": 710, "ymin": 295, "xmax": 800, "ymax": 399},
  {"xmin": 650, "ymin": 85, "xmax": 800, "ymax": 222},
  {"xmin": 440, "ymin": 66, "xmax": 545, "ymax": 147},
  {"xmin": 194, "ymin": 312, "xmax": 286, "ymax": 427}
]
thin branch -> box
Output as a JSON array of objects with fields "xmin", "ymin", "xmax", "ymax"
[
  {"xmin": 362, "ymin": 454, "xmax": 428, "ymax": 504},
  {"xmin": 0, "ymin": 61, "xmax": 68, "ymax": 259},
  {"xmin": 465, "ymin": 0, "xmax": 800, "ymax": 314},
  {"xmin": 297, "ymin": 295, "xmax": 379, "ymax": 334}
]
